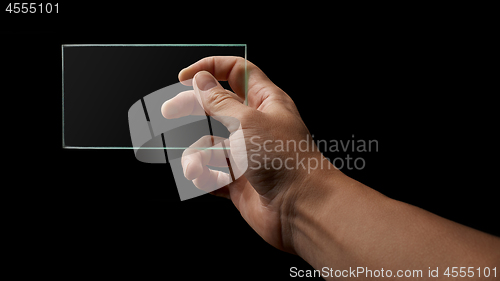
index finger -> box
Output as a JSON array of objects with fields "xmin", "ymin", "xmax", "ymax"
[{"xmin": 178, "ymin": 56, "xmax": 282, "ymax": 107}]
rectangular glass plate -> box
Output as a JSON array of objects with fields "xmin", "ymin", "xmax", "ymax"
[{"xmin": 62, "ymin": 44, "xmax": 247, "ymax": 149}]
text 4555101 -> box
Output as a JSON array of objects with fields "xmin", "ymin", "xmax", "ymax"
[{"xmin": 5, "ymin": 3, "xmax": 58, "ymax": 13}]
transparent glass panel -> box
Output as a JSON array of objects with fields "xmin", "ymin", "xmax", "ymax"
[{"xmin": 62, "ymin": 44, "xmax": 246, "ymax": 148}]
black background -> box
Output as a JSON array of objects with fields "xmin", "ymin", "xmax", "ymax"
[{"xmin": 2, "ymin": 4, "xmax": 498, "ymax": 279}]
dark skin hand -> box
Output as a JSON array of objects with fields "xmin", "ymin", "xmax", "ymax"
[{"xmin": 162, "ymin": 56, "xmax": 500, "ymax": 280}]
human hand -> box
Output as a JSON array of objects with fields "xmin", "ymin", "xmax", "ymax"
[
  {"xmin": 161, "ymin": 56, "xmax": 340, "ymax": 253},
  {"xmin": 161, "ymin": 57, "xmax": 500, "ymax": 277}
]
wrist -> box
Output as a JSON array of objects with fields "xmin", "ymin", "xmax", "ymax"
[
  {"xmin": 280, "ymin": 157, "xmax": 387, "ymax": 264},
  {"xmin": 279, "ymin": 157, "xmax": 348, "ymax": 255}
]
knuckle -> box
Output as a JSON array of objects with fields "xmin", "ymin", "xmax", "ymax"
[{"xmin": 206, "ymin": 90, "xmax": 232, "ymax": 111}]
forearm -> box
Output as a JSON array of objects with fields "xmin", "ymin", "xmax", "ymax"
[{"xmin": 285, "ymin": 168, "xmax": 500, "ymax": 280}]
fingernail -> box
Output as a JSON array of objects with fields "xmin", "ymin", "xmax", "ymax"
[
  {"xmin": 195, "ymin": 71, "xmax": 217, "ymax": 91},
  {"xmin": 183, "ymin": 162, "xmax": 191, "ymax": 179}
]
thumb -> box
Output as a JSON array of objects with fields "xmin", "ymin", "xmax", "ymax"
[{"xmin": 193, "ymin": 71, "xmax": 251, "ymax": 129}]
